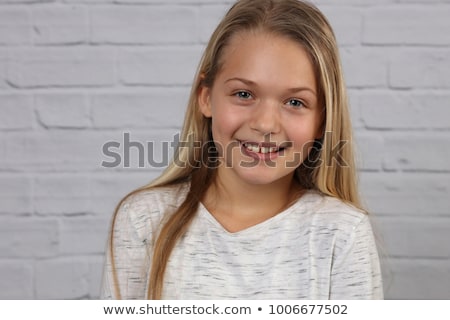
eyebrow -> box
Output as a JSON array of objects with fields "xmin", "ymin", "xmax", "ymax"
[{"xmin": 225, "ymin": 77, "xmax": 317, "ymax": 96}]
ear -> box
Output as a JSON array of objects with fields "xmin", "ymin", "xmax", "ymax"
[{"xmin": 198, "ymin": 85, "xmax": 212, "ymax": 118}]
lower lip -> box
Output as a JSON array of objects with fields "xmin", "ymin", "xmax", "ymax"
[{"xmin": 240, "ymin": 144, "xmax": 282, "ymax": 162}]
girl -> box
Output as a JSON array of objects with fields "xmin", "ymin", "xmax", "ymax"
[{"xmin": 101, "ymin": 0, "xmax": 383, "ymax": 299}]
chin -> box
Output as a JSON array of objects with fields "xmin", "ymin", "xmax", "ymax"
[{"xmin": 237, "ymin": 169, "xmax": 294, "ymax": 186}]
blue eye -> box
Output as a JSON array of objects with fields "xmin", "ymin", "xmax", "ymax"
[
  {"xmin": 287, "ymin": 99, "xmax": 304, "ymax": 108},
  {"xmin": 235, "ymin": 91, "xmax": 252, "ymax": 100}
]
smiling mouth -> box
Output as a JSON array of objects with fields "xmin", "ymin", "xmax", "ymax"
[{"xmin": 240, "ymin": 141, "xmax": 290, "ymax": 154}]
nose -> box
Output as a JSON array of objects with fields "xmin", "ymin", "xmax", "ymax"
[{"xmin": 249, "ymin": 99, "xmax": 281, "ymax": 135}]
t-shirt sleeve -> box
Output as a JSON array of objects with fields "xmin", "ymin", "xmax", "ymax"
[
  {"xmin": 100, "ymin": 195, "xmax": 152, "ymax": 300},
  {"xmin": 329, "ymin": 215, "xmax": 384, "ymax": 299}
]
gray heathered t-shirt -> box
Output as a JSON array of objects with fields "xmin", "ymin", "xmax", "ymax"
[{"xmin": 101, "ymin": 183, "xmax": 383, "ymax": 299}]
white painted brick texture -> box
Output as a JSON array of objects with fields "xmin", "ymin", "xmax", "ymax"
[
  {"xmin": 7, "ymin": 47, "xmax": 116, "ymax": 88},
  {"xmin": 32, "ymin": 5, "xmax": 88, "ymax": 45},
  {"xmin": 0, "ymin": 0, "xmax": 449, "ymax": 300},
  {"xmin": 35, "ymin": 94, "xmax": 91, "ymax": 129},
  {"xmin": 90, "ymin": 5, "xmax": 199, "ymax": 44},
  {"xmin": 118, "ymin": 47, "xmax": 203, "ymax": 85},
  {"xmin": 363, "ymin": 6, "xmax": 450, "ymax": 45},
  {"xmin": 0, "ymin": 7, "xmax": 31, "ymax": 45}
]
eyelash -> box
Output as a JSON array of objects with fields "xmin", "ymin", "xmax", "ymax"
[
  {"xmin": 286, "ymin": 98, "xmax": 305, "ymax": 109},
  {"xmin": 233, "ymin": 91, "xmax": 306, "ymax": 109},
  {"xmin": 233, "ymin": 90, "xmax": 253, "ymax": 100}
]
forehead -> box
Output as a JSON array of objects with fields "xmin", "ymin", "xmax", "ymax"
[{"xmin": 216, "ymin": 30, "xmax": 316, "ymax": 90}]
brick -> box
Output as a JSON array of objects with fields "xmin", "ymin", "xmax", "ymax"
[
  {"xmin": 318, "ymin": 6, "xmax": 362, "ymax": 46},
  {"xmin": 383, "ymin": 132, "xmax": 450, "ymax": 171},
  {"xmin": 314, "ymin": 0, "xmax": 393, "ymax": 4},
  {"xmin": 90, "ymin": 89, "xmax": 188, "ymax": 129},
  {"xmin": 35, "ymin": 257, "xmax": 90, "ymax": 299},
  {"xmin": 0, "ymin": 0, "xmax": 53, "ymax": 2},
  {"xmin": 33, "ymin": 172, "xmax": 156, "ymax": 217},
  {"xmin": 114, "ymin": 0, "xmax": 234, "ymax": 3},
  {"xmin": 363, "ymin": 6, "xmax": 450, "ymax": 45},
  {"xmin": 397, "ymin": 0, "xmax": 450, "ymax": 2},
  {"xmin": 353, "ymin": 132, "xmax": 384, "ymax": 171},
  {"xmin": 60, "ymin": 218, "xmax": 110, "ymax": 255},
  {"xmin": 0, "ymin": 135, "xmax": 4, "ymax": 161},
  {"xmin": 375, "ymin": 217, "xmax": 450, "ymax": 259},
  {"xmin": 119, "ymin": 46, "xmax": 202, "ymax": 85},
  {"xmin": 0, "ymin": 50, "xmax": 8, "ymax": 88},
  {"xmin": 341, "ymin": 47, "xmax": 388, "ymax": 88},
  {"xmin": 32, "ymin": 5, "xmax": 87, "ymax": 45},
  {"xmin": 0, "ymin": 129, "xmax": 178, "ymax": 172},
  {"xmin": 0, "ymin": 130, "xmax": 116, "ymax": 172},
  {"xmin": 98, "ymin": 129, "xmax": 179, "ymax": 170},
  {"xmin": 198, "ymin": 5, "xmax": 229, "ymax": 43},
  {"xmin": 89, "ymin": 172, "xmax": 158, "ymax": 216},
  {"xmin": 360, "ymin": 172, "xmax": 450, "ymax": 216},
  {"xmin": 0, "ymin": 218, "xmax": 59, "ymax": 258},
  {"xmin": 6, "ymin": 47, "xmax": 115, "ymax": 88},
  {"xmin": 0, "ymin": 94, "xmax": 34, "ymax": 130},
  {"xmin": 390, "ymin": 49, "xmax": 450, "ymax": 89},
  {"xmin": 0, "ymin": 7, "xmax": 31, "ymax": 45},
  {"xmin": 63, "ymin": 0, "xmax": 111, "ymax": 2},
  {"xmin": 33, "ymin": 174, "xmax": 91, "ymax": 215},
  {"xmin": 90, "ymin": 5, "xmax": 198, "ymax": 44},
  {"xmin": 0, "ymin": 261, "xmax": 34, "ymax": 299},
  {"xmin": 360, "ymin": 91, "xmax": 450, "ymax": 130},
  {"xmin": 0, "ymin": 174, "xmax": 32, "ymax": 215},
  {"xmin": 347, "ymin": 90, "xmax": 364, "ymax": 130},
  {"xmin": 87, "ymin": 255, "xmax": 105, "ymax": 299},
  {"xmin": 384, "ymin": 258, "xmax": 450, "ymax": 299},
  {"xmin": 35, "ymin": 94, "xmax": 90, "ymax": 128}
]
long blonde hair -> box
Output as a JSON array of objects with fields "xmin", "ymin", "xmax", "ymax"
[{"xmin": 110, "ymin": 0, "xmax": 361, "ymax": 299}]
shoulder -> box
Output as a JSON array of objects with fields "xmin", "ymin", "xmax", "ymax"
[
  {"xmin": 124, "ymin": 182, "xmax": 189, "ymax": 211},
  {"xmin": 301, "ymin": 190, "xmax": 370, "ymax": 237},
  {"xmin": 298, "ymin": 191, "xmax": 378, "ymax": 263},
  {"xmin": 113, "ymin": 182, "xmax": 189, "ymax": 242}
]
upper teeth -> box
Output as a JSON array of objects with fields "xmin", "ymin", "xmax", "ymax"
[{"xmin": 243, "ymin": 143, "xmax": 278, "ymax": 154}]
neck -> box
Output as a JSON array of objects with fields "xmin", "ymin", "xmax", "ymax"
[{"xmin": 202, "ymin": 169, "xmax": 303, "ymax": 232}]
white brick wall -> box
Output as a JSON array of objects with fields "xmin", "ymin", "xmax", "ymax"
[
  {"xmin": 32, "ymin": 5, "xmax": 88, "ymax": 45},
  {"xmin": 7, "ymin": 47, "xmax": 116, "ymax": 88},
  {"xmin": 0, "ymin": 7, "xmax": 31, "ymax": 45},
  {"xmin": 0, "ymin": 0, "xmax": 449, "ymax": 300}
]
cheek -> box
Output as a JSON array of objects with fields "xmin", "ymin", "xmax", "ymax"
[
  {"xmin": 209, "ymin": 113, "xmax": 238, "ymax": 156},
  {"xmin": 286, "ymin": 121, "xmax": 321, "ymax": 159},
  {"xmin": 288, "ymin": 120, "xmax": 319, "ymax": 145},
  {"xmin": 211, "ymin": 107, "xmax": 242, "ymax": 137}
]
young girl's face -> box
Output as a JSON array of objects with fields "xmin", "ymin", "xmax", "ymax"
[{"xmin": 199, "ymin": 31, "xmax": 323, "ymax": 187}]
